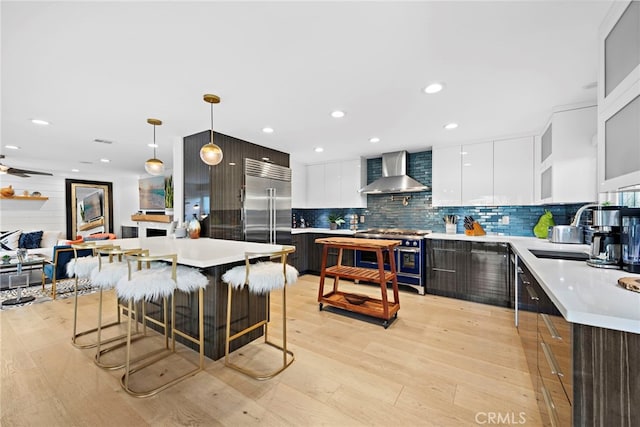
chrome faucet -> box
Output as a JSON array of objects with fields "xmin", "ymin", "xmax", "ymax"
[{"xmin": 571, "ymin": 203, "xmax": 598, "ymax": 227}]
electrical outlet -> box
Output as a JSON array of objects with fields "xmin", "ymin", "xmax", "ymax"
[{"xmin": 502, "ymin": 215, "xmax": 510, "ymax": 225}]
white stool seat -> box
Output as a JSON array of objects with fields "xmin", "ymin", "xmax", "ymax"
[
  {"xmin": 222, "ymin": 262, "xmax": 299, "ymax": 293},
  {"xmin": 66, "ymin": 255, "xmax": 99, "ymax": 279},
  {"xmin": 92, "ymin": 260, "xmax": 164, "ymax": 290},
  {"xmin": 116, "ymin": 266, "xmax": 176, "ymax": 302}
]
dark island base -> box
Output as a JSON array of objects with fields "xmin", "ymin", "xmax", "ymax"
[
  {"xmin": 573, "ymin": 324, "xmax": 640, "ymax": 426},
  {"xmin": 142, "ymin": 260, "xmax": 267, "ymax": 361}
]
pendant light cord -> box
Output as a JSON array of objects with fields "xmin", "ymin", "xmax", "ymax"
[
  {"xmin": 153, "ymin": 124, "xmax": 157, "ymax": 158},
  {"xmin": 210, "ymin": 101, "xmax": 214, "ymax": 144}
]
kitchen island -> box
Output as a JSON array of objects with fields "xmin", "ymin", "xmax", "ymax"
[{"xmin": 104, "ymin": 236, "xmax": 289, "ymax": 360}]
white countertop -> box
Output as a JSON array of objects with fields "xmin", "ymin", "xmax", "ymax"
[
  {"xmin": 427, "ymin": 233, "xmax": 640, "ymax": 334},
  {"xmin": 102, "ymin": 236, "xmax": 289, "ymax": 269},
  {"xmin": 291, "ymin": 228, "xmax": 356, "ymax": 235}
]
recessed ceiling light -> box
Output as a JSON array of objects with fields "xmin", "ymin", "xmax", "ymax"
[
  {"xmin": 444, "ymin": 122, "xmax": 459, "ymax": 130},
  {"xmin": 369, "ymin": 137, "xmax": 380, "ymax": 143},
  {"xmin": 5, "ymin": 145, "xmax": 20, "ymax": 150},
  {"xmin": 147, "ymin": 143, "xmax": 158, "ymax": 148},
  {"xmin": 228, "ymin": 162, "xmax": 236, "ymax": 166},
  {"xmin": 460, "ymin": 151, "xmax": 468, "ymax": 155},
  {"xmin": 100, "ymin": 158, "xmax": 110, "ymax": 163},
  {"xmin": 331, "ymin": 110, "xmax": 345, "ymax": 118},
  {"xmin": 262, "ymin": 157, "xmax": 270, "ymax": 161},
  {"xmin": 262, "ymin": 127, "xmax": 274, "ymax": 134},
  {"xmin": 71, "ymin": 168, "xmax": 80, "ymax": 172},
  {"xmin": 314, "ymin": 147, "xmax": 324, "ymax": 153},
  {"xmin": 463, "ymin": 163, "xmax": 472, "ymax": 167},
  {"xmin": 31, "ymin": 119, "xmax": 50, "ymax": 125},
  {"xmin": 423, "ymin": 83, "xmax": 444, "ymax": 94}
]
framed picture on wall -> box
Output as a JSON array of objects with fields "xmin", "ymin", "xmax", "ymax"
[{"xmin": 139, "ymin": 176, "xmax": 165, "ymax": 211}]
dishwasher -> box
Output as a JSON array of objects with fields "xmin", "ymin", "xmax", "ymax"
[{"xmin": 466, "ymin": 242, "xmax": 510, "ymax": 307}]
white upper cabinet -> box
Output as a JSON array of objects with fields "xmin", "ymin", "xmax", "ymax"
[
  {"xmin": 339, "ymin": 159, "xmax": 367, "ymax": 208},
  {"xmin": 291, "ymin": 160, "xmax": 307, "ymax": 208},
  {"xmin": 598, "ymin": 0, "xmax": 640, "ymax": 192},
  {"xmin": 535, "ymin": 104, "xmax": 597, "ymax": 204},
  {"xmin": 433, "ymin": 138, "xmax": 534, "ymax": 207},
  {"xmin": 432, "ymin": 145, "xmax": 462, "ymax": 206},
  {"xmin": 494, "ymin": 137, "xmax": 534, "ymax": 205},
  {"xmin": 461, "ymin": 141, "xmax": 494, "ymax": 206},
  {"xmin": 301, "ymin": 159, "xmax": 367, "ymax": 208},
  {"xmin": 305, "ymin": 163, "xmax": 327, "ymax": 208}
]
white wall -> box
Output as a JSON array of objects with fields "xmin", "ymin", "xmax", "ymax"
[{"xmin": 1, "ymin": 171, "xmax": 139, "ymax": 238}]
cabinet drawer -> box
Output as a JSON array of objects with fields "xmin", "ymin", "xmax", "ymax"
[
  {"xmin": 538, "ymin": 312, "xmax": 572, "ymax": 403},
  {"xmin": 539, "ymin": 370, "xmax": 572, "ymax": 427}
]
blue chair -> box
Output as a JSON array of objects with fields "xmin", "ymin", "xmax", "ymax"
[{"xmin": 43, "ymin": 245, "xmax": 93, "ymax": 299}]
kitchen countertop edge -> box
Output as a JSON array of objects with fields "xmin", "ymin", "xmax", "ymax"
[{"xmin": 426, "ymin": 233, "xmax": 640, "ymax": 334}]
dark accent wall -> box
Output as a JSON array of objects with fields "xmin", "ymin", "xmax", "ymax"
[
  {"xmin": 294, "ymin": 150, "xmax": 592, "ymax": 237},
  {"xmin": 183, "ymin": 130, "xmax": 289, "ymax": 240}
]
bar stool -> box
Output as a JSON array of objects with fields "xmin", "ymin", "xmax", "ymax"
[
  {"xmin": 221, "ymin": 246, "xmax": 298, "ymax": 380},
  {"xmin": 91, "ymin": 247, "xmax": 150, "ymax": 369},
  {"xmin": 69, "ymin": 242, "xmax": 104, "ymax": 348},
  {"xmin": 116, "ymin": 254, "xmax": 208, "ymax": 398}
]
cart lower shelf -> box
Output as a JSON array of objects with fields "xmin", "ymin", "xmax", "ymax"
[{"xmin": 318, "ymin": 291, "xmax": 399, "ymax": 324}]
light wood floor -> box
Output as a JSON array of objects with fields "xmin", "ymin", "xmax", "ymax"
[{"xmin": 1, "ymin": 275, "xmax": 542, "ymax": 426}]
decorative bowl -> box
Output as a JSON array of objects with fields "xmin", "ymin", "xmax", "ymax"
[{"xmin": 344, "ymin": 293, "xmax": 367, "ymax": 305}]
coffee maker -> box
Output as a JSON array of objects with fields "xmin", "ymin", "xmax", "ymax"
[
  {"xmin": 586, "ymin": 206, "xmax": 622, "ymax": 269},
  {"xmin": 621, "ymin": 208, "xmax": 640, "ymax": 273}
]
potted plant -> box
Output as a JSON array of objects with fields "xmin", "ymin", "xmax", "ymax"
[
  {"xmin": 165, "ymin": 175, "xmax": 174, "ymax": 216},
  {"xmin": 328, "ymin": 214, "xmax": 345, "ymax": 230}
]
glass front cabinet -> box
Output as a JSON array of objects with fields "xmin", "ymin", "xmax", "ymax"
[{"xmin": 598, "ymin": 0, "xmax": 640, "ymax": 192}]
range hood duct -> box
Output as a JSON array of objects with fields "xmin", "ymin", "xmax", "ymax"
[{"xmin": 359, "ymin": 151, "xmax": 430, "ymax": 194}]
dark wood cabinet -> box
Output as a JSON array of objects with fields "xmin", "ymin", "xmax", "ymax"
[
  {"xmin": 290, "ymin": 232, "xmax": 354, "ymax": 275},
  {"xmin": 183, "ymin": 130, "xmax": 289, "ymax": 240},
  {"xmin": 425, "ymin": 239, "xmax": 468, "ymax": 298},
  {"xmin": 518, "ymin": 262, "xmax": 572, "ymax": 427},
  {"xmin": 426, "ymin": 239, "xmax": 509, "ymax": 307}
]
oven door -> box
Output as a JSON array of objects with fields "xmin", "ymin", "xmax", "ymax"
[
  {"xmin": 355, "ymin": 245, "xmax": 392, "ymax": 270},
  {"xmin": 397, "ymin": 247, "xmax": 421, "ymax": 275}
]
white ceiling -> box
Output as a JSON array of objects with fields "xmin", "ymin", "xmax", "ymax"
[{"xmin": 1, "ymin": 1, "xmax": 613, "ymax": 177}]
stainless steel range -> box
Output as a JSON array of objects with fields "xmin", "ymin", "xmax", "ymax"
[{"xmin": 354, "ymin": 228, "xmax": 430, "ymax": 295}]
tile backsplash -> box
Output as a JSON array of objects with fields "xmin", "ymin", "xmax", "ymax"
[{"xmin": 294, "ymin": 150, "xmax": 593, "ymax": 237}]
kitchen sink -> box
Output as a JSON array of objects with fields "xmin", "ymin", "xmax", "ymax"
[{"xmin": 529, "ymin": 249, "xmax": 589, "ymax": 261}]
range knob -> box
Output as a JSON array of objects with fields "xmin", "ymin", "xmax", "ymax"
[{"xmin": 413, "ymin": 241, "xmax": 418, "ymax": 247}]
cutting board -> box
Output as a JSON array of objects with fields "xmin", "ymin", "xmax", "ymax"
[{"xmin": 618, "ymin": 277, "xmax": 640, "ymax": 293}]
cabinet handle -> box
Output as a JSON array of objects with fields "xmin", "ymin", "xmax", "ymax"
[
  {"xmin": 525, "ymin": 285, "xmax": 539, "ymax": 301},
  {"xmin": 541, "ymin": 313, "xmax": 562, "ymax": 340},
  {"xmin": 432, "ymin": 267, "xmax": 456, "ymax": 273},
  {"xmin": 540, "ymin": 340, "xmax": 564, "ymax": 377},
  {"xmin": 541, "ymin": 384, "xmax": 560, "ymax": 427}
]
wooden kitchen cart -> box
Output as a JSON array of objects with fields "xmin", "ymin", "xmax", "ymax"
[{"xmin": 315, "ymin": 237, "xmax": 401, "ymax": 328}]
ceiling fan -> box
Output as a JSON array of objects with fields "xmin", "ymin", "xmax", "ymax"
[{"xmin": 0, "ymin": 155, "xmax": 53, "ymax": 177}]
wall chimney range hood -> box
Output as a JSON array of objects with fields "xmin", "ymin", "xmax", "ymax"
[{"xmin": 359, "ymin": 151, "xmax": 430, "ymax": 194}]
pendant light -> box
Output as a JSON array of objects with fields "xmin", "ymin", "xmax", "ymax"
[
  {"xmin": 200, "ymin": 94, "xmax": 223, "ymax": 165},
  {"xmin": 144, "ymin": 118, "xmax": 164, "ymax": 175}
]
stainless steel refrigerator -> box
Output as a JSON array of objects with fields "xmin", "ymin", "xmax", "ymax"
[{"xmin": 243, "ymin": 158, "xmax": 292, "ymax": 244}]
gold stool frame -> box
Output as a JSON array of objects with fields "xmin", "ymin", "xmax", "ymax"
[
  {"xmin": 119, "ymin": 254, "xmax": 206, "ymax": 398},
  {"xmin": 93, "ymin": 247, "xmax": 149, "ymax": 369},
  {"xmin": 224, "ymin": 246, "xmax": 296, "ymax": 380},
  {"xmin": 70, "ymin": 242, "xmax": 117, "ymax": 349}
]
